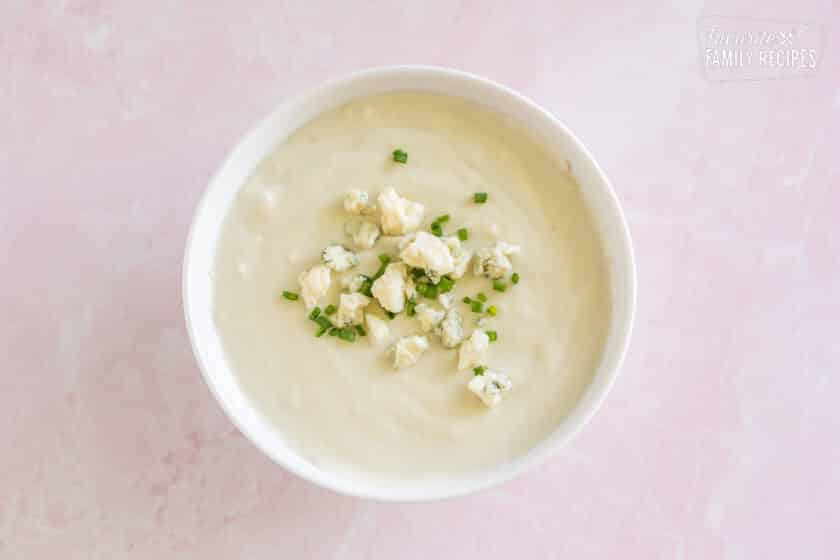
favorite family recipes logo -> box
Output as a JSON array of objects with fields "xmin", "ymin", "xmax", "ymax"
[{"xmin": 697, "ymin": 16, "xmax": 823, "ymax": 81}]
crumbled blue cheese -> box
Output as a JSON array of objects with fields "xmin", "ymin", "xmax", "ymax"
[
  {"xmin": 399, "ymin": 232, "xmax": 454, "ymax": 278},
  {"xmin": 458, "ymin": 330, "xmax": 490, "ymax": 370},
  {"xmin": 425, "ymin": 270, "xmax": 442, "ymax": 285},
  {"xmin": 437, "ymin": 292, "xmax": 455, "ymax": 309},
  {"xmin": 378, "ymin": 187, "xmax": 424, "ymax": 235},
  {"xmin": 371, "ymin": 263, "xmax": 407, "ymax": 313},
  {"xmin": 414, "ymin": 303, "xmax": 445, "ymax": 332},
  {"xmin": 340, "ymin": 273, "xmax": 366, "ymax": 293},
  {"xmin": 473, "ymin": 241, "xmax": 521, "ymax": 279},
  {"xmin": 297, "ymin": 265, "xmax": 331, "ymax": 310},
  {"xmin": 322, "ymin": 244, "xmax": 359, "ymax": 272},
  {"xmin": 345, "ymin": 220, "xmax": 381, "ymax": 249},
  {"xmin": 335, "ymin": 292, "xmax": 371, "ymax": 327},
  {"xmin": 344, "ymin": 189, "xmax": 373, "ymax": 214},
  {"xmin": 435, "ymin": 308, "xmax": 464, "ymax": 348},
  {"xmin": 468, "ymin": 370, "xmax": 512, "ymax": 408},
  {"xmin": 443, "ymin": 236, "xmax": 473, "ymax": 279},
  {"xmin": 392, "ymin": 335, "xmax": 430, "ymax": 369},
  {"xmin": 365, "ymin": 314, "xmax": 390, "ymax": 345}
]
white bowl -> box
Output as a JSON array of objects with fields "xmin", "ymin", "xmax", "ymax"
[{"xmin": 183, "ymin": 66, "xmax": 636, "ymax": 501}]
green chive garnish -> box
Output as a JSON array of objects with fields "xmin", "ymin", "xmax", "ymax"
[
  {"xmin": 406, "ymin": 298, "xmax": 417, "ymax": 317},
  {"xmin": 486, "ymin": 330, "xmax": 498, "ymax": 342},
  {"xmin": 315, "ymin": 316, "xmax": 332, "ymax": 330},
  {"xmin": 308, "ymin": 307, "xmax": 321, "ymax": 320},
  {"xmin": 473, "ymin": 192, "xmax": 488, "ymax": 203},
  {"xmin": 359, "ymin": 279, "xmax": 373, "ymax": 296},
  {"xmin": 324, "ymin": 304, "xmax": 337, "ymax": 315},
  {"xmin": 471, "ymin": 300, "xmax": 484, "ymax": 313},
  {"xmin": 476, "ymin": 293, "xmax": 488, "ymax": 303},
  {"xmin": 392, "ymin": 149, "xmax": 408, "ymax": 163},
  {"xmin": 457, "ymin": 228, "xmax": 468, "ymax": 241},
  {"xmin": 462, "ymin": 296, "xmax": 472, "ymax": 304},
  {"xmin": 416, "ymin": 282, "xmax": 429, "ymax": 298},
  {"xmin": 282, "ymin": 291, "xmax": 299, "ymax": 301},
  {"xmin": 338, "ymin": 327, "xmax": 356, "ymax": 342},
  {"xmin": 511, "ymin": 272, "xmax": 520, "ymax": 285},
  {"xmin": 329, "ymin": 327, "xmax": 339, "ymax": 336},
  {"xmin": 473, "ymin": 366, "xmax": 486, "ymax": 376},
  {"xmin": 355, "ymin": 324, "xmax": 366, "ymax": 336},
  {"xmin": 315, "ymin": 325, "xmax": 329, "ymax": 337},
  {"xmin": 386, "ymin": 311, "xmax": 397, "ymax": 320},
  {"xmin": 410, "ymin": 267, "xmax": 426, "ymax": 279},
  {"xmin": 430, "ymin": 211, "xmax": 453, "ymax": 237},
  {"xmin": 425, "ymin": 283, "xmax": 438, "ymax": 299},
  {"xmin": 492, "ymin": 279, "xmax": 507, "ymax": 292},
  {"xmin": 438, "ymin": 276, "xmax": 455, "ymax": 294},
  {"xmin": 487, "ymin": 305, "xmax": 498, "ymax": 317},
  {"xmin": 371, "ymin": 259, "xmax": 390, "ymax": 281}
]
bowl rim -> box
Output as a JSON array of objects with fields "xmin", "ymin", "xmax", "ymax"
[{"xmin": 183, "ymin": 65, "xmax": 637, "ymax": 502}]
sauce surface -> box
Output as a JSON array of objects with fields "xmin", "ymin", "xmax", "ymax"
[{"xmin": 213, "ymin": 92, "xmax": 611, "ymax": 479}]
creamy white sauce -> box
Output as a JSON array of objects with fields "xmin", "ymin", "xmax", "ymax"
[{"xmin": 213, "ymin": 92, "xmax": 611, "ymax": 479}]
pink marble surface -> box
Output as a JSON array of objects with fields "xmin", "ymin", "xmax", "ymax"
[{"xmin": 2, "ymin": 1, "xmax": 838, "ymax": 558}]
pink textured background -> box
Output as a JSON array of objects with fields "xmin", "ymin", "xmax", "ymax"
[{"xmin": 2, "ymin": 1, "xmax": 838, "ymax": 558}]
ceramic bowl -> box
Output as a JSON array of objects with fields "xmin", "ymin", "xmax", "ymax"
[{"xmin": 183, "ymin": 66, "xmax": 636, "ymax": 501}]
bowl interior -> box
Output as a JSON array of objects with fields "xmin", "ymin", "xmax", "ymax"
[{"xmin": 183, "ymin": 66, "xmax": 635, "ymax": 501}]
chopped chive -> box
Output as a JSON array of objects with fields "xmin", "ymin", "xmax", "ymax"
[
  {"xmin": 511, "ymin": 272, "xmax": 520, "ymax": 285},
  {"xmin": 424, "ymin": 283, "xmax": 438, "ymax": 299},
  {"xmin": 476, "ymin": 292, "xmax": 488, "ymax": 303},
  {"xmin": 471, "ymin": 300, "xmax": 484, "ymax": 313},
  {"xmin": 434, "ymin": 214, "xmax": 450, "ymax": 224},
  {"xmin": 355, "ymin": 324, "xmax": 366, "ymax": 336},
  {"xmin": 462, "ymin": 296, "xmax": 472, "ymax": 304},
  {"xmin": 282, "ymin": 291, "xmax": 299, "ymax": 301},
  {"xmin": 416, "ymin": 282, "xmax": 429, "ymax": 298},
  {"xmin": 338, "ymin": 327, "xmax": 356, "ymax": 342},
  {"xmin": 487, "ymin": 305, "xmax": 498, "ymax": 317},
  {"xmin": 486, "ymin": 330, "xmax": 498, "ymax": 342},
  {"xmin": 492, "ymin": 279, "xmax": 507, "ymax": 292},
  {"xmin": 410, "ymin": 267, "xmax": 426, "ymax": 279},
  {"xmin": 457, "ymin": 228, "xmax": 468, "ymax": 241},
  {"xmin": 438, "ymin": 276, "xmax": 455, "ymax": 294},
  {"xmin": 324, "ymin": 304, "xmax": 337, "ymax": 315},
  {"xmin": 329, "ymin": 327, "xmax": 339, "ymax": 336},
  {"xmin": 371, "ymin": 259, "xmax": 390, "ymax": 281},
  {"xmin": 473, "ymin": 192, "xmax": 488, "ymax": 203},
  {"xmin": 308, "ymin": 306, "xmax": 321, "ymax": 320},
  {"xmin": 473, "ymin": 366, "xmax": 486, "ymax": 376},
  {"xmin": 386, "ymin": 311, "xmax": 397, "ymax": 320},
  {"xmin": 392, "ymin": 149, "xmax": 408, "ymax": 163},
  {"xmin": 315, "ymin": 325, "xmax": 329, "ymax": 337},
  {"xmin": 371, "ymin": 266, "xmax": 387, "ymax": 282},
  {"xmin": 430, "ymin": 222, "xmax": 443, "ymax": 237},
  {"xmin": 406, "ymin": 298, "xmax": 417, "ymax": 317},
  {"xmin": 359, "ymin": 279, "xmax": 373, "ymax": 296},
  {"xmin": 315, "ymin": 316, "xmax": 332, "ymax": 330}
]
